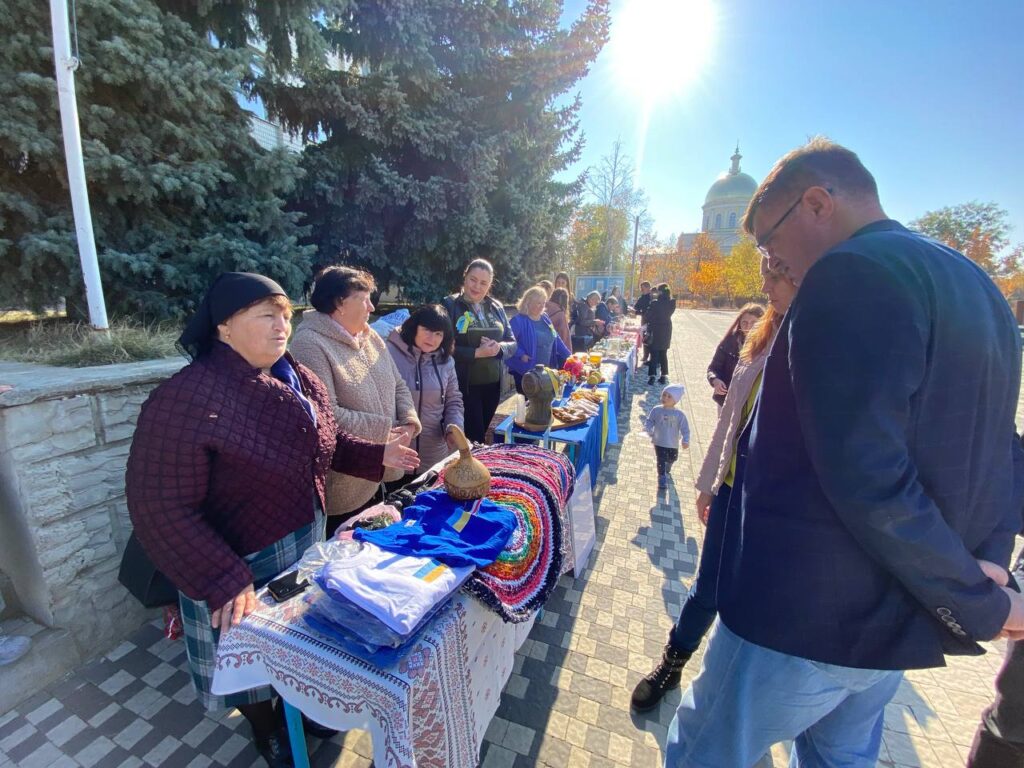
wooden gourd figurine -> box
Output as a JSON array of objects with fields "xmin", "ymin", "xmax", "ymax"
[
  {"xmin": 522, "ymin": 364, "xmax": 557, "ymax": 431},
  {"xmin": 443, "ymin": 424, "xmax": 491, "ymax": 500}
]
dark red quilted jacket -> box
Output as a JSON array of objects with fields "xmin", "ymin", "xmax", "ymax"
[{"xmin": 126, "ymin": 343, "xmax": 384, "ymax": 607}]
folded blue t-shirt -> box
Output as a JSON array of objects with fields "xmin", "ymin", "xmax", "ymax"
[{"xmin": 353, "ymin": 490, "xmax": 516, "ymax": 567}]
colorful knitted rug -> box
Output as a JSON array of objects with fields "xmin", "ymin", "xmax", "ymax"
[{"xmin": 435, "ymin": 444, "xmax": 575, "ymax": 623}]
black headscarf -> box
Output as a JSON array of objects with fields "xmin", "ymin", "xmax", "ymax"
[{"xmin": 177, "ymin": 272, "xmax": 288, "ymax": 360}]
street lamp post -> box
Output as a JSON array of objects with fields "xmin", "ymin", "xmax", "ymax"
[{"xmin": 628, "ymin": 213, "xmax": 640, "ymax": 303}]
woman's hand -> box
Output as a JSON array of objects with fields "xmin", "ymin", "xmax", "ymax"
[
  {"xmin": 475, "ymin": 338, "xmax": 500, "ymax": 358},
  {"xmin": 695, "ymin": 491, "xmax": 713, "ymax": 526},
  {"xmin": 211, "ymin": 584, "xmax": 256, "ymax": 629},
  {"xmin": 392, "ymin": 424, "xmax": 417, "ymax": 447},
  {"xmin": 712, "ymin": 378, "xmax": 728, "ymax": 397},
  {"xmin": 383, "ymin": 434, "xmax": 419, "ymax": 471}
]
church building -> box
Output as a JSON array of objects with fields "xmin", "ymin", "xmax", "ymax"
[{"xmin": 677, "ymin": 145, "xmax": 757, "ymax": 253}]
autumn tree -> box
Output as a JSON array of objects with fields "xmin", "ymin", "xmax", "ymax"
[
  {"xmin": 910, "ymin": 202, "xmax": 1009, "ymax": 277},
  {"xmin": 568, "ymin": 204, "xmax": 631, "ymax": 273},
  {"xmin": 578, "ymin": 139, "xmax": 647, "ymax": 274},
  {"xmin": 688, "ymin": 260, "xmax": 726, "ymax": 305},
  {"xmin": 723, "ymin": 236, "xmax": 762, "ymax": 300}
]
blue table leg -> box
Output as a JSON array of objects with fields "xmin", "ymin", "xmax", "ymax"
[{"xmin": 282, "ymin": 700, "xmax": 311, "ymax": 768}]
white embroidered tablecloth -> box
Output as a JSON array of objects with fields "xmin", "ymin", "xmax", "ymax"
[{"xmin": 212, "ymin": 587, "xmax": 534, "ymax": 768}]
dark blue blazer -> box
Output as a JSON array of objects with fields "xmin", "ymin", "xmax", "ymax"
[{"xmin": 716, "ymin": 220, "xmax": 1024, "ymax": 670}]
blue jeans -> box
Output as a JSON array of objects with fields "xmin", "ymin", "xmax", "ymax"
[
  {"xmin": 668, "ymin": 485, "xmax": 730, "ymax": 653},
  {"xmin": 664, "ymin": 623, "xmax": 903, "ymax": 768}
]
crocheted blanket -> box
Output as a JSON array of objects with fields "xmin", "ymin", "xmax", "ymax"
[{"xmin": 436, "ymin": 444, "xmax": 575, "ymax": 622}]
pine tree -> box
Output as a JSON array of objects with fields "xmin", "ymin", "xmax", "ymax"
[
  {"xmin": 0, "ymin": 0, "xmax": 312, "ymax": 318},
  {"xmin": 161, "ymin": 0, "xmax": 610, "ymax": 303}
]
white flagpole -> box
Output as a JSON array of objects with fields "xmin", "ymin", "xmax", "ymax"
[{"xmin": 49, "ymin": 0, "xmax": 109, "ymax": 330}]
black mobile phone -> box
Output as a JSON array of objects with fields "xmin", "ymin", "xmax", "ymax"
[{"xmin": 267, "ymin": 570, "xmax": 309, "ymax": 602}]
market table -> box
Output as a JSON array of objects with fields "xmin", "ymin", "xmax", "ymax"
[
  {"xmin": 494, "ymin": 382, "xmax": 619, "ymax": 484},
  {"xmin": 211, "ymin": 445, "xmax": 577, "ymax": 768},
  {"xmin": 213, "ymin": 587, "xmax": 534, "ymax": 768}
]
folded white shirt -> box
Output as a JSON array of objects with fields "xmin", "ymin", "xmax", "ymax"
[{"xmin": 318, "ymin": 542, "xmax": 474, "ymax": 635}]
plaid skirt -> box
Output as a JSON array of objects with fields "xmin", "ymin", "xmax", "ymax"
[{"xmin": 179, "ymin": 508, "xmax": 325, "ymax": 711}]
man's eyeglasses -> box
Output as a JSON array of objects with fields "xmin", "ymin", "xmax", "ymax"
[
  {"xmin": 755, "ymin": 196, "xmax": 803, "ymax": 257},
  {"xmin": 755, "ymin": 186, "xmax": 833, "ymax": 257}
]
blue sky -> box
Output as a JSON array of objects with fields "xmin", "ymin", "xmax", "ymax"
[{"xmin": 558, "ymin": 0, "xmax": 1024, "ymax": 248}]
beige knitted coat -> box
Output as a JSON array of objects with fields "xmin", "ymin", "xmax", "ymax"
[{"xmin": 290, "ymin": 311, "xmax": 421, "ymax": 516}]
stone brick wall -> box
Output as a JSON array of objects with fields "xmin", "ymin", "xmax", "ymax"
[{"xmin": 0, "ymin": 358, "xmax": 183, "ymax": 667}]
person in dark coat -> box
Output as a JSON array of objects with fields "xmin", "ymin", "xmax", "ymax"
[
  {"xmin": 665, "ymin": 138, "xmax": 1024, "ymax": 766},
  {"xmin": 126, "ymin": 273, "xmax": 418, "ymax": 767},
  {"xmin": 706, "ymin": 303, "xmax": 764, "ymax": 406},
  {"xmin": 645, "ymin": 283, "xmax": 675, "ymax": 385},
  {"xmin": 632, "ymin": 281, "xmax": 653, "ymax": 364},
  {"xmin": 441, "ymin": 258, "xmax": 517, "ymax": 443}
]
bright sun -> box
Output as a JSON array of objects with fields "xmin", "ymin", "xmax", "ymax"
[{"xmin": 610, "ymin": 0, "xmax": 718, "ymax": 104}]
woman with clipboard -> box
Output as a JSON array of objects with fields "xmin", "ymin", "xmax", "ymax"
[{"xmin": 442, "ymin": 259, "xmax": 517, "ymax": 442}]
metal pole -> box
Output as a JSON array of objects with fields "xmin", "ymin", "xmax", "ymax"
[
  {"xmin": 50, "ymin": 0, "xmax": 109, "ymax": 330},
  {"xmin": 629, "ymin": 214, "xmax": 640, "ymax": 303}
]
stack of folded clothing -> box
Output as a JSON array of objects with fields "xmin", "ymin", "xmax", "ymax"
[
  {"xmin": 306, "ymin": 544, "xmax": 474, "ymax": 664},
  {"xmin": 305, "ymin": 491, "xmax": 517, "ymax": 663}
]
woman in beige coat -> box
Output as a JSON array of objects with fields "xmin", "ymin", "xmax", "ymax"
[{"xmin": 290, "ymin": 266, "xmax": 420, "ymax": 534}]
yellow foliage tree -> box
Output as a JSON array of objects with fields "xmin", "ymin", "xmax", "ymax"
[
  {"xmin": 688, "ymin": 260, "xmax": 727, "ymax": 304},
  {"xmin": 639, "ymin": 248, "xmax": 688, "ymax": 295},
  {"xmin": 685, "ymin": 234, "xmax": 725, "ymax": 302},
  {"xmin": 723, "ymin": 236, "xmax": 763, "ymax": 300}
]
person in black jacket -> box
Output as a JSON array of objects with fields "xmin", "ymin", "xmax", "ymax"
[
  {"xmin": 442, "ymin": 259, "xmax": 517, "ymax": 443},
  {"xmin": 706, "ymin": 303, "xmax": 764, "ymax": 406},
  {"xmin": 645, "ymin": 283, "xmax": 675, "ymax": 385},
  {"xmin": 632, "ymin": 281, "xmax": 653, "ymax": 364}
]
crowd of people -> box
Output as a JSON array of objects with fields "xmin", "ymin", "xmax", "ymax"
[
  {"xmin": 122, "ymin": 137, "xmax": 1024, "ymax": 768},
  {"xmin": 124, "ymin": 251, "xmax": 667, "ymax": 765}
]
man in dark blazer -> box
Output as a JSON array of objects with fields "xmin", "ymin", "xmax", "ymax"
[{"xmin": 664, "ymin": 138, "xmax": 1024, "ymax": 767}]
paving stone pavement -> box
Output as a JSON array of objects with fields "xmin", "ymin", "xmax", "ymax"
[{"xmin": 0, "ymin": 308, "xmax": 1018, "ymax": 768}]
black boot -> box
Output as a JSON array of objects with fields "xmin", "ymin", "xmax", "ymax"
[
  {"xmin": 631, "ymin": 645, "xmax": 691, "ymax": 712},
  {"xmin": 254, "ymin": 725, "xmax": 295, "ymax": 768}
]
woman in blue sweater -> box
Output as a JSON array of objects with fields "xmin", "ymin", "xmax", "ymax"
[{"xmin": 507, "ymin": 286, "xmax": 571, "ymax": 393}]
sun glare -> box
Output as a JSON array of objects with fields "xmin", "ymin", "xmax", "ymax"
[{"xmin": 611, "ymin": 0, "xmax": 717, "ymax": 105}]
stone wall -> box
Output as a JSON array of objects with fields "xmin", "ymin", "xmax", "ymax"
[{"xmin": 0, "ymin": 358, "xmax": 183, "ymax": 680}]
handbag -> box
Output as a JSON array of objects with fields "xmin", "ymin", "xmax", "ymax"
[{"xmin": 118, "ymin": 532, "xmax": 178, "ymax": 608}]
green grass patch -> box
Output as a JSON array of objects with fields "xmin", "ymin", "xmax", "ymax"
[{"xmin": 0, "ymin": 320, "xmax": 180, "ymax": 367}]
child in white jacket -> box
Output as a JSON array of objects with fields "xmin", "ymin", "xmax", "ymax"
[{"xmin": 643, "ymin": 384, "xmax": 690, "ymax": 488}]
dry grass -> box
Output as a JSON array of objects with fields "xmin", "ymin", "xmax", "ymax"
[{"xmin": 0, "ymin": 320, "xmax": 179, "ymax": 367}]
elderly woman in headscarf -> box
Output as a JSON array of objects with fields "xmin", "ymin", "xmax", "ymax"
[{"xmin": 126, "ymin": 273, "xmax": 418, "ymax": 767}]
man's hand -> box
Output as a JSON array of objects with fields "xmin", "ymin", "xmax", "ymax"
[
  {"xmin": 211, "ymin": 584, "xmax": 256, "ymax": 629},
  {"xmin": 695, "ymin": 491, "xmax": 713, "ymax": 526},
  {"xmin": 977, "ymin": 559, "xmax": 1024, "ymax": 640}
]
